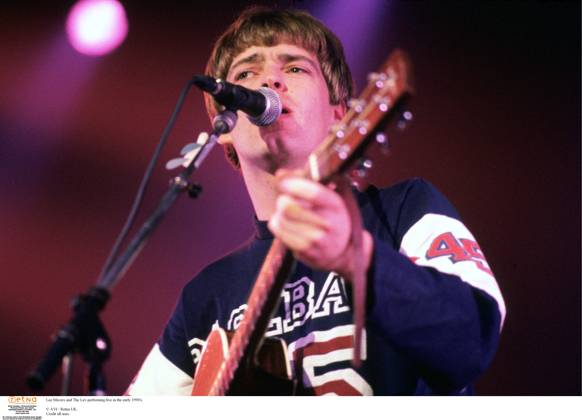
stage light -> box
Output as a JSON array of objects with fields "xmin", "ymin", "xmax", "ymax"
[{"xmin": 66, "ymin": 0, "xmax": 128, "ymax": 56}]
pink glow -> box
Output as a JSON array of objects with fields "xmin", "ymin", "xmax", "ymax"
[{"xmin": 66, "ymin": 0, "xmax": 128, "ymax": 56}]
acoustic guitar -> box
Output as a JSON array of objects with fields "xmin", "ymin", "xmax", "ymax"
[{"xmin": 192, "ymin": 49, "xmax": 414, "ymax": 395}]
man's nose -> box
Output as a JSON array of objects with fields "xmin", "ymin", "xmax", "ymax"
[{"xmin": 261, "ymin": 75, "xmax": 286, "ymax": 91}]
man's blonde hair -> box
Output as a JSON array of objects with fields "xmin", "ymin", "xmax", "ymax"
[{"xmin": 204, "ymin": 6, "xmax": 353, "ymax": 168}]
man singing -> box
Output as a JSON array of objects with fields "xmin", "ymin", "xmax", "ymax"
[{"xmin": 127, "ymin": 6, "xmax": 505, "ymax": 396}]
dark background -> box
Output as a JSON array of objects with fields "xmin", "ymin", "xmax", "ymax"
[{"xmin": 0, "ymin": 0, "xmax": 579, "ymax": 396}]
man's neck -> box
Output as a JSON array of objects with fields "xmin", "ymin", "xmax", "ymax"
[{"xmin": 239, "ymin": 161, "xmax": 279, "ymax": 221}]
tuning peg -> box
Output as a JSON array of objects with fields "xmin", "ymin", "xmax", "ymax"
[
  {"xmin": 375, "ymin": 132, "xmax": 388, "ymax": 145},
  {"xmin": 348, "ymin": 98, "xmax": 367, "ymax": 113},
  {"xmin": 367, "ymin": 71, "xmax": 388, "ymax": 88},
  {"xmin": 351, "ymin": 118, "xmax": 370, "ymax": 135},
  {"xmin": 331, "ymin": 122, "xmax": 347, "ymax": 139},
  {"xmin": 397, "ymin": 110, "xmax": 413, "ymax": 130},
  {"xmin": 353, "ymin": 158, "xmax": 374, "ymax": 178},
  {"xmin": 334, "ymin": 144, "xmax": 351, "ymax": 160},
  {"xmin": 375, "ymin": 132, "xmax": 391, "ymax": 155},
  {"xmin": 373, "ymin": 94, "xmax": 392, "ymax": 112},
  {"xmin": 361, "ymin": 158, "xmax": 373, "ymax": 170}
]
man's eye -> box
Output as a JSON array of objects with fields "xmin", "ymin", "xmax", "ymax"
[
  {"xmin": 235, "ymin": 70, "xmax": 253, "ymax": 81},
  {"xmin": 288, "ymin": 67, "xmax": 305, "ymax": 74}
]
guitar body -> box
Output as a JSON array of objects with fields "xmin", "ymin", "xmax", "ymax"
[{"xmin": 192, "ymin": 328, "xmax": 296, "ymax": 396}]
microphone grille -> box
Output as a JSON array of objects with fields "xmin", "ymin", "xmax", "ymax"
[{"xmin": 248, "ymin": 87, "xmax": 282, "ymax": 126}]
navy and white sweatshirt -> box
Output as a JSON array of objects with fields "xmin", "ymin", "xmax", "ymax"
[{"xmin": 128, "ymin": 178, "xmax": 506, "ymax": 395}]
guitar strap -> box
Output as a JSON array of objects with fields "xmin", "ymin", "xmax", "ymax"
[{"xmin": 335, "ymin": 178, "xmax": 367, "ymax": 368}]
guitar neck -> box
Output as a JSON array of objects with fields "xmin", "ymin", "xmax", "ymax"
[{"xmin": 211, "ymin": 238, "xmax": 295, "ymax": 395}]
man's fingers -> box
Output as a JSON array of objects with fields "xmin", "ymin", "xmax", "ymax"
[
  {"xmin": 269, "ymin": 212, "xmax": 326, "ymax": 253},
  {"xmin": 278, "ymin": 177, "xmax": 342, "ymax": 208},
  {"xmin": 275, "ymin": 195, "xmax": 331, "ymax": 230}
]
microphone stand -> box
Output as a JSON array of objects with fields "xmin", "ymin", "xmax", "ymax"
[{"xmin": 27, "ymin": 109, "xmax": 238, "ymax": 395}]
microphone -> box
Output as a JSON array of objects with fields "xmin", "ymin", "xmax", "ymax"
[{"xmin": 192, "ymin": 75, "xmax": 282, "ymax": 126}]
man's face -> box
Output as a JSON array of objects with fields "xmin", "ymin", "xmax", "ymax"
[{"xmin": 220, "ymin": 43, "xmax": 345, "ymax": 172}]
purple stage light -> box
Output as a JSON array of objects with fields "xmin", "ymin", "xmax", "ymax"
[{"xmin": 66, "ymin": 0, "xmax": 128, "ymax": 56}]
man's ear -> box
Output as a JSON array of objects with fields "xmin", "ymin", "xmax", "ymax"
[{"xmin": 332, "ymin": 102, "xmax": 347, "ymax": 123}]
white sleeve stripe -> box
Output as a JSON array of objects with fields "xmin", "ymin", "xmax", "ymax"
[
  {"xmin": 127, "ymin": 344, "xmax": 193, "ymax": 396},
  {"xmin": 400, "ymin": 213, "xmax": 506, "ymax": 328}
]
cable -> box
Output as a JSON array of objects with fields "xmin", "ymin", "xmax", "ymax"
[{"xmin": 97, "ymin": 78, "xmax": 195, "ymax": 286}]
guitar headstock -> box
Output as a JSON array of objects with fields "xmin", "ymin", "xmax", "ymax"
[{"xmin": 307, "ymin": 49, "xmax": 414, "ymax": 185}]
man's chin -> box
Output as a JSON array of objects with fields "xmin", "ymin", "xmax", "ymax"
[
  {"xmin": 254, "ymin": 149, "xmax": 307, "ymax": 174},
  {"xmin": 258, "ymin": 118, "xmax": 298, "ymax": 137}
]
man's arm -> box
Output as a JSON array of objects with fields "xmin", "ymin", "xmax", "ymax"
[
  {"xmin": 125, "ymin": 290, "xmax": 195, "ymax": 396},
  {"xmin": 269, "ymin": 175, "xmax": 505, "ymax": 393}
]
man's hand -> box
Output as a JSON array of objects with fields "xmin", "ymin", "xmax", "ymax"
[{"xmin": 268, "ymin": 171, "xmax": 374, "ymax": 281}]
